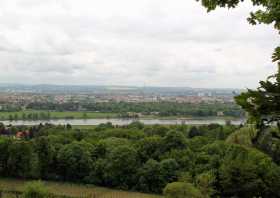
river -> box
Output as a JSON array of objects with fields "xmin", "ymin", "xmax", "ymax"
[{"xmin": 0, "ymin": 118, "xmax": 245, "ymax": 126}]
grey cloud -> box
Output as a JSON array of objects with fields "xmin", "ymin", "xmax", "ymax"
[{"xmin": 0, "ymin": 0, "xmax": 278, "ymax": 88}]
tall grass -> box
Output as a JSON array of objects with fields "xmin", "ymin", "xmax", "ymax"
[{"xmin": 0, "ymin": 178, "xmax": 162, "ymax": 198}]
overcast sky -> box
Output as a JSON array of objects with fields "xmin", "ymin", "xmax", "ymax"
[{"xmin": 0, "ymin": 0, "xmax": 278, "ymax": 88}]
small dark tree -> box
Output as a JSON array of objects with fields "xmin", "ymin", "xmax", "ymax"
[{"xmin": 188, "ymin": 126, "xmax": 201, "ymax": 138}]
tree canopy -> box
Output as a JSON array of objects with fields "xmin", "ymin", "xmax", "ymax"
[
  {"xmin": 1, "ymin": 122, "xmax": 280, "ymax": 197},
  {"xmin": 198, "ymin": 0, "xmax": 280, "ymax": 32}
]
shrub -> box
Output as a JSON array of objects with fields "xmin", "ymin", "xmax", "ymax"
[
  {"xmin": 23, "ymin": 181, "xmax": 48, "ymax": 198},
  {"xmin": 226, "ymin": 127, "xmax": 257, "ymax": 147},
  {"xmin": 163, "ymin": 182, "xmax": 203, "ymax": 198}
]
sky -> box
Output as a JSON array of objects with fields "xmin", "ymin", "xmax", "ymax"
[{"xmin": 0, "ymin": 0, "xmax": 278, "ymax": 88}]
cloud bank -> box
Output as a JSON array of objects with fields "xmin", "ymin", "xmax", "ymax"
[{"xmin": 0, "ymin": 0, "xmax": 278, "ymax": 88}]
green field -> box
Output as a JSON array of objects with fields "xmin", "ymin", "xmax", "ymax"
[
  {"xmin": 0, "ymin": 110, "xmax": 237, "ymax": 121},
  {"xmin": 0, "ymin": 111, "xmax": 118, "ymax": 120},
  {"xmin": 0, "ymin": 178, "xmax": 162, "ymax": 198}
]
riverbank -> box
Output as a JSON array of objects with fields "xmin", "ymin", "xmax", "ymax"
[{"xmin": 0, "ymin": 117, "xmax": 245, "ymax": 126}]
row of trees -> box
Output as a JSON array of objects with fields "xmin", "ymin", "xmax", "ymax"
[
  {"xmin": 26, "ymin": 101, "xmax": 244, "ymax": 118},
  {"xmin": 0, "ymin": 105, "xmax": 21, "ymax": 112},
  {"xmin": 0, "ymin": 122, "xmax": 279, "ymax": 197},
  {"xmin": 6, "ymin": 112, "xmax": 51, "ymax": 121}
]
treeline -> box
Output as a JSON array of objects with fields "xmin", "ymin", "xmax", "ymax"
[
  {"xmin": 6, "ymin": 112, "xmax": 51, "ymax": 121},
  {"xmin": 27, "ymin": 101, "xmax": 244, "ymax": 117},
  {"xmin": 0, "ymin": 104, "xmax": 21, "ymax": 112},
  {"xmin": 0, "ymin": 122, "xmax": 279, "ymax": 197},
  {"xmin": 26, "ymin": 102, "xmax": 80, "ymax": 112}
]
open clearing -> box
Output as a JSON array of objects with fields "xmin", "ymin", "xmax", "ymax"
[{"xmin": 0, "ymin": 178, "xmax": 162, "ymax": 198}]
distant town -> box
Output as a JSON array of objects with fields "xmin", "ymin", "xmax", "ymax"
[{"xmin": 0, "ymin": 84, "xmax": 241, "ymax": 106}]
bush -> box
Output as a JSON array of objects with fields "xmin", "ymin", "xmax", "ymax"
[
  {"xmin": 163, "ymin": 182, "xmax": 203, "ymax": 198},
  {"xmin": 23, "ymin": 181, "xmax": 49, "ymax": 198},
  {"xmin": 226, "ymin": 127, "xmax": 257, "ymax": 147}
]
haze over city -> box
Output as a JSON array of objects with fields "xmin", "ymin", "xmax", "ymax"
[{"xmin": 0, "ymin": 0, "xmax": 278, "ymax": 88}]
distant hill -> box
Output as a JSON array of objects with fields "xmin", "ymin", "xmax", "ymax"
[{"xmin": 0, "ymin": 83, "xmax": 243, "ymax": 96}]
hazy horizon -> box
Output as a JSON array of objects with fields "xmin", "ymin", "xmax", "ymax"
[
  {"xmin": 0, "ymin": 82, "xmax": 245, "ymax": 90},
  {"xmin": 0, "ymin": 0, "xmax": 277, "ymax": 88}
]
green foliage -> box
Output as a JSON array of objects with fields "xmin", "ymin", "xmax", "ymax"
[
  {"xmin": 0, "ymin": 137, "xmax": 11, "ymax": 175},
  {"xmin": 197, "ymin": 0, "xmax": 280, "ymax": 33},
  {"xmin": 235, "ymin": 73, "xmax": 280, "ymax": 125},
  {"xmin": 57, "ymin": 141, "xmax": 93, "ymax": 181},
  {"xmin": 23, "ymin": 181, "xmax": 48, "ymax": 198},
  {"xmin": 163, "ymin": 182, "xmax": 204, "ymax": 198},
  {"xmin": 102, "ymin": 145, "xmax": 139, "ymax": 189},
  {"xmin": 7, "ymin": 141, "xmax": 38, "ymax": 178},
  {"xmin": 0, "ymin": 123, "xmax": 279, "ymax": 196},
  {"xmin": 254, "ymin": 127, "xmax": 280, "ymax": 163},
  {"xmin": 197, "ymin": 0, "xmax": 280, "ymax": 126},
  {"xmin": 34, "ymin": 136, "xmax": 56, "ymax": 179},
  {"xmin": 188, "ymin": 126, "xmax": 201, "ymax": 138},
  {"xmin": 219, "ymin": 145, "xmax": 280, "ymax": 197},
  {"xmin": 195, "ymin": 171, "xmax": 216, "ymax": 197},
  {"xmin": 25, "ymin": 101, "xmax": 243, "ymax": 118},
  {"xmin": 163, "ymin": 130, "xmax": 187, "ymax": 151},
  {"xmin": 226, "ymin": 127, "xmax": 257, "ymax": 146},
  {"xmin": 160, "ymin": 149, "xmax": 194, "ymax": 172},
  {"xmin": 136, "ymin": 159, "xmax": 164, "ymax": 193},
  {"xmin": 136, "ymin": 136, "xmax": 164, "ymax": 162}
]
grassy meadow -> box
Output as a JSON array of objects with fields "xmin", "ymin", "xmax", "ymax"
[
  {"xmin": 0, "ymin": 110, "xmax": 236, "ymax": 122},
  {"xmin": 0, "ymin": 111, "xmax": 118, "ymax": 121},
  {"xmin": 0, "ymin": 178, "xmax": 162, "ymax": 198}
]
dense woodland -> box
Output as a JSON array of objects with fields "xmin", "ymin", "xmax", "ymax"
[{"xmin": 0, "ymin": 122, "xmax": 280, "ymax": 197}]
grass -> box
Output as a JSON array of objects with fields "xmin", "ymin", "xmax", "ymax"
[
  {"xmin": 0, "ymin": 111, "xmax": 118, "ymax": 120},
  {"xmin": 0, "ymin": 178, "xmax": 162, "ymax": 198},
  {"xmin": 0, "ymin": 110, "xmax": 239, "ymax": 121}
]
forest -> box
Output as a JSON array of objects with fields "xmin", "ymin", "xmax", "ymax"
[{"xmin": 0, "ymin": 122, "xmax": 280, "ymax": 197}]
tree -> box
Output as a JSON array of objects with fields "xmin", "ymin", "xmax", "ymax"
[
  {"xmin": 103, "ymin": 145, "xmax": 139, "ymax": 189},
  {"xmin": 66, "ymin": 123, "xmax": 72, "ymax": 130},
  {"xmin": 161, "ymin": 149, "xmax": 195, "ymax": 172},
  {"xmin": 195, "ymin": 171, "xmax": 216, "ymax": 197},
  {"xmin": 83, "ymin": 112, "xmax": 88, "ymax": 119},
  {"xmin": 22, "ymin": 113, "xmax": 27, "ymax": 120},
  {"xmin": 136, "ymin": 159, "xmax": 164, "ymax": 193},
  {"xmin": 14, "ymin": 113, "xmax": 18, "ymax": 120},
  {"xmin": 34, "ymin": 136, "xmax": 56, "ymax": 179},
  {"xmin": 219, "ymin": 145, "xmax": 280, "ymax": 197},
  {"xmin": 188, "ymin": 126, "xmax": 201, "ymax": 138},
  {"xmin": 163, "ymin": 182, "xmax": 204, "ymax": 198},
  {"xmin": 136, "ymin": 136, "xmax": 164, "ymax": 162},
  {"xmin": 7, "ymin": 141, "xmax": 38, "ymax": 178},
  {"xmin": 137, "ymin": 159, "xmax": 179, "ymax": 193},
  {"xmin": 159, "ymin": 159, "xmax": 179, "ymax": 184},
  {"xmin": 0, "ymin": 137, "xmax": 11, "ymax": 175},
  {"xmin": 8, "ymin": 114, "xmax": 13, "ymax": 121},
  {"xmin": 163, "ymin": 130, "xmax": 187, "ymax": 151},
  {"xmin": 197, "ymin": 0, "xmax": 280, "ymax": 130},
  {"xmin": 57, "ymin": 141, "xmax": 93, "ymax": 181},
  {"xmin": 197, "ymin": 0, "xmax": 280, "ymax": 33}
]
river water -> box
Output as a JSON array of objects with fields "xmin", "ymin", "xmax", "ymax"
[{"xmin": 0, "ymin": 118, "xmax": 245, "ymax": 126}]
